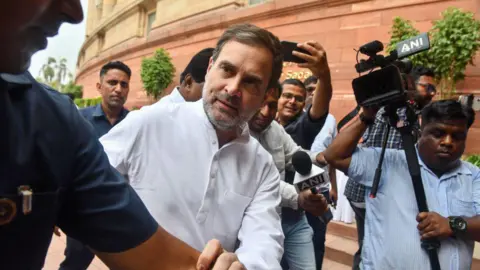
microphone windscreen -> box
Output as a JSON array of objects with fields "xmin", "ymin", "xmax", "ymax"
[
  {"xmin": 292, "ymin": 151, "xmax": 312, "ymax": 175},
  {"xmin": 359, "ymin": 40, "xmax": 384, "ymax": 56}
]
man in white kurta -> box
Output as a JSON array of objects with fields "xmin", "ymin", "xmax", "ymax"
[{"xmin": 100, "ymin": 24, "xmax": 285, "ymax": 269}]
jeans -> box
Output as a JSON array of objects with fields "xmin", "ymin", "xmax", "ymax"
[
  {"xmin": 349, "ymin": 202, "xmax": 366, "ymax": 270},
  {"xmin": 59, "ymin": 237, "xmax": 95, "ymax": 270},
  {"xmin": 305, "ymin": 212, "xmax": 327, "ymax": 270},
  {"xmin": 281, "ymin": 214, "xmax": 316, "ymax": 270}
]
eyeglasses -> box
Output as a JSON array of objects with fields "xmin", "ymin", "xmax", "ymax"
[
  {"xmin": 281, "ymin": 92, "xmax": 305, "ymax": 103},
  {"xmin": 416, "ymin": 82, "xmax": 436, "ymax": 95}
]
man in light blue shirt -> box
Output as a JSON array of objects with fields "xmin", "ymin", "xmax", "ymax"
[{"xmin": 324, "ymin": 100, "xmax": 479, "ymax": 269}]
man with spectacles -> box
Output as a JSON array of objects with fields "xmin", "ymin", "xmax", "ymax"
[
  {"xmin": 275, "ymin": 42, "xmax": 333, "ymax": 270},
  {"xmin": 344, "ymin": 65, "xmax": 436, "ymax": 270}
]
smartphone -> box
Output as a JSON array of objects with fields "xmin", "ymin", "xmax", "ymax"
[{"xmin": 281, "ymin": 41, "xmax": 311, "ymax": 64}]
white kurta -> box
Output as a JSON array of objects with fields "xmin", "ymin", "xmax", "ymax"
[{"xmin": 100, "ymin": 100, "xmax": 284, "ymax": 269}]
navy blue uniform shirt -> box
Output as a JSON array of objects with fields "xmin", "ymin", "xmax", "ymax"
[
  {"xmin": 0, "ymin": 72, "xmax": 157, "ymax": 269},
  {"xmin": 80, "ymin": 104, "xmax": 129, "ymax": 138}
]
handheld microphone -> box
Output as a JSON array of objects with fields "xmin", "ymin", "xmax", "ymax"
[
  {"xmin": 292, "ymin": 151, "xmax": 333, "ymax": 224},
  {"xmin": 292, "ymin": 151, "xmax": 327, "ymax": 193}
]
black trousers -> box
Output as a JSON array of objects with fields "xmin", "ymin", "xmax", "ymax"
[
  {"xmin": 59, "ymin": 236, "xmax": 95, "ymax": 270},
  {"xmin": 348, "ymin": 201, "xmax": 366, "ymax": 270},
  {"xmin": 305, "ymin": 212, "xmax": 328, "ymax": 270}
]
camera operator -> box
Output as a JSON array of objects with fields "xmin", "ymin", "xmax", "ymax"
[
  {"xmin": 324, "ymin": 99, "xmax": 479, "ymax": 269},
  {"xmin": 343, "ymin": 66, "xmax": 436, "ymax": 269}
]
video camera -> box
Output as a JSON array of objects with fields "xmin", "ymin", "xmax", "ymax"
[{"xmin": 352, "ymin": 33, "xmax": 430, "ymax": 108}]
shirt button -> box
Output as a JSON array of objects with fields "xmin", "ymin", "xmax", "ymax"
[
  {"xmin": 211, "ymin": 172, "xmax": 216, "ymax": 179},
  {"xmin": 212, "ymin": 140, "xmax": 217, "ymax": 145}
]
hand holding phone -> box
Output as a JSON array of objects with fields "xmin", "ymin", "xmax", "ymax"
[
  {"xmin": 281, "ymin": 41, "xmax": 311, "ymax": 64},
  {"xmin": 281, "ymin": 40, "xmax": 330, "ymax": 77}
]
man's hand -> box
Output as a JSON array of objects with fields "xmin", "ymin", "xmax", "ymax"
[
  {"xmin": 298, "ymin": 189, "xmax": 328, "ymax": 216},
  {"xmin": 329, "ymin": 188, "xmax": 338, "ymax": 206},
  {"xmin": 197, "ymin": 239, "xmax": 246, "ymax": 270},
  {"xmin": 293, "ymin": 41, "xmax": 330, "ymax": 78},
  {"xmin": 53, "ymin": 226, "xmax": 61, "ymax": 237},
  {"xmin": 315, "ymin": 152, "xmax": 328, "ymax": 166},
  {"xmin": 417, "ymin": 212, "xmax": 453, "ymax": 240}
]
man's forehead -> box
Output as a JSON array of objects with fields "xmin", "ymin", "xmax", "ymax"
[
  {"xmin": 419, "ymin": 75, "xmax": 435, "ymax": 83},
  {"xmin": 103, "ymin": 69, "xmax": 129, "ymax": 79},
  {"xmin": 265, "ymin": 91, "xmax": 279, "ymax": 102},
  {"xmin": 282, "ymin": 84, "xmax": 305, "ymax": 94},
  {"xmin": 217, "ymin": 41, "xmax": 272, "ymax": 71},
  {"xmin": 424, "ymin": 119, "xmax": 467, "ymax": 131}
]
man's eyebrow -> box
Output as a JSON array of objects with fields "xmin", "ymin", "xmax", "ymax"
[
  {"xmin": 218, "ymin": 60, "xmax": 263, "ymax": 84},
  {"xmin": 218, "ymin": 60, "xmax": 237, "ymax": 73},
  {"xmin": 243, "ymin": 73, "xmax": 263, "ymax": 85}
]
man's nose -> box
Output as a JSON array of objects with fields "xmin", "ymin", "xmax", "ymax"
[
  {"xmin": 441, "ymin": 135, "xmax": 453, "ymax": 148},
  {"xmin": 225, "ymin": 78, "xmax": 242, "ymax": 98},
  {"xmin": 62, "ymin": 0, "xmax": 84, "ymax": 24}
]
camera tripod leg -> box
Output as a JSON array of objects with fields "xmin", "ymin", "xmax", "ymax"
[{"xmin": 400, "ymin": 128, "xmax": 441, "ymax": 270}]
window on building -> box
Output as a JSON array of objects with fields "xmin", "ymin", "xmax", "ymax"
[
  {"xmin": 248, "ymin": 0, "xmax": 267, "ymax": 5},
  {"xmin": 146, "ymin": 12, "xmax": 156, "ymax": 36}
]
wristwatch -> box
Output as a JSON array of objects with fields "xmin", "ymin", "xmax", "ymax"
[
  {"xmin": 449, "ymin": 216, "xmax": 468, "ymax": 235},
  {"xmin": 359, "ymin": 113, "xmax": 375, "ymax": 126}
]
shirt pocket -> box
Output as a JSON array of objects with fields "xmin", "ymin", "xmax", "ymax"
[
  {"xmin": 213, "ymin": 190, "xmax": 252, "ymax": 251},
  {"xmin": 449, "ymin": 197, "xmax": 476, "ymax": 217}
]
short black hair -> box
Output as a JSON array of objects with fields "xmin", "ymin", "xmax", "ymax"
[
  {"xmin": 180, "ymin": 48, "xmax": 214, "ymax": 84},
  {"xmin": 422, "ymin": 99, "xmax": 475, "ymax": 129},
  {"xmin": 304, "ymin": 75, "xmax": 318, "ymax": 86},
  {"xmin": 100, "ymin": 61, "xmax": 131, "ymax": 78},
  {"xmin": 410, "ymin": 66, "xmax": 435, "ymax": 83},
  {"xmin": 282, "ymin": 78, "xmax": 306, "ymax": 95}
]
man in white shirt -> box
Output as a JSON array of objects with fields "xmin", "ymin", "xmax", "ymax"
[
  {"xmin": 248, "ymin": 81, "xmax": 330, "ymax": 270},
  {"xmin": 100, "ymin": 24, "xmax": 284, "ymax": 270},
  {"xmin": 160, "ymin": 48, "xmax": 214, "ymax": 104}
]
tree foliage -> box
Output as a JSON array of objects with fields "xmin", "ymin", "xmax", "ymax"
[
  {"xmin": 429, "ymin": 8, "xmax": 480, "ymax": 98},
  {"xmin": 37, "ymin": 57, "xmax": 83, "ymax": 98},
  {"xmin": 140, "ymin": 48, "xmax": 176, "ymax": 100},
  {"xmin": 386, "ymin": 17, "xmax": 432, "ymax": 68},
  {"xmin": 387, "ymin": 8, "xmax": 480, "ymax": 98}
]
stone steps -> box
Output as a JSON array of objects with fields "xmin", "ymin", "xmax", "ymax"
[
  {"xmin": 325, "ymin": 221, "xmax": 480, "ymax": 269},
  {"xmin": 322, "ymin": 258, "xmax": 351, "ymax": 270}
]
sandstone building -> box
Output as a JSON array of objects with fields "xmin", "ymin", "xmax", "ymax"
[{"xmin": 75, "ymin": 0, "xmax": 480, "ymax": 153}]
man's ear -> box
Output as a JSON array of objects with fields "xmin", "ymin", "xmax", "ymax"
[
  {"xmin": 184, "ymin": 74, "xmax": 193, "ymax": 91},
  {"xmin": 206, "ymin": 57, "xmax": 214, "ymax": 73},
  {"xmin": 96, "ymin": 82, "xmax": 102, "ymax": 94}
]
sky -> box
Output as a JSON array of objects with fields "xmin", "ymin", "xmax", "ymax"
[{"xmin": 29, "ymin": 0, "xmax": 89, "ymax": 80}]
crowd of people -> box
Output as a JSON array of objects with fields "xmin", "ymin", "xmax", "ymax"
[{"xmin": 1, "ymin": 1, "xmax": 479, "ymax": 270}]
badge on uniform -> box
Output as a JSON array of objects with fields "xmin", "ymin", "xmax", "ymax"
[
  {"xmin": 18, "ymin": 185, "xmax": 32, "ymax": 215},
  {"xmin": 0, "ymin": 198, "xmax": 17, "ymax": 225}
]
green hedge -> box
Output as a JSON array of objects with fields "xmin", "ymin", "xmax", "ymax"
[
  {"xmin": 464, "ymin": 155, "xmax": 480, "ymax": 167},
  {"xmin": 74, "ymin": 97, "xmax": 102, "ymax": 108}
]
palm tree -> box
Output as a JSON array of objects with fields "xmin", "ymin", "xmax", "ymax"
[
  {"xmin": 39, "ymin": 57, "xmax": 56, "ymax": 83},
  {"xmin": 55, "ymin": 57, "xmax": 68, "ymax": 85}
]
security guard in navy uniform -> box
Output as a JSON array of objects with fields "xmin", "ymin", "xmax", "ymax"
[{"xmin": 0, "ymin": 1, "xmax": 242, "ymax": 269}]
